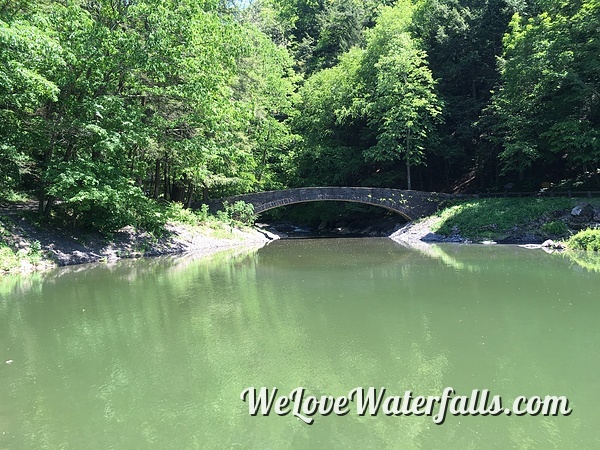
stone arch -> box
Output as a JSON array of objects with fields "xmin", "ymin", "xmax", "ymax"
[
  {"xmin": 250, "ymin": 198, "xmax": 414, "ymax": 221},
  {"xmin": 202, "ymin": 187, "xmax": 449, "ymax": 222}
]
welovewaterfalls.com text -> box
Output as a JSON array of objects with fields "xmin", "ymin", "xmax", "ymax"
[{"xmin": 240, "ymin": 387, "xmax": 572, "ymax": 425}]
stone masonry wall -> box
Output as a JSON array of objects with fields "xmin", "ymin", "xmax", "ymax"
[{"xmin": 199, "ymin": 187, "xmax": 450, "ymax": 221}]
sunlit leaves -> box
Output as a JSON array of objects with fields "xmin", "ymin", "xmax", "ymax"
[{"xmin": 492, "ymin": 0, "xmax": 600, "ymax": 176}]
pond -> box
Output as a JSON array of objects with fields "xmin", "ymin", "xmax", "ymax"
[{"xmin": 0, "ymin": 239, "xmax": 598, "ymax": 448}]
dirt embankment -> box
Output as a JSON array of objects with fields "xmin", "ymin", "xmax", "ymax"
[{"xmin": 0, "ymin": 210, "xmax": 279, "ymax": 275}]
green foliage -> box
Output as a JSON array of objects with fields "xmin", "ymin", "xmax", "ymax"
[
  {"xmin": 491, "ymin": 1, "xmax": 600, "ymax": 179},
  {"xmin": 0, "ymin": 229, "xmax": 43, "ymax": 274},
  {"xmin": 290, "ymin": 1, "xmax": 443, "ymax": 189},
  {"xmin": 541, "ymin": 220, "xmax": 568, "ymax": 237},
  {"xmin": 0, "ymin": 245, "xmax": 18, "ymax": 273},
  {"xmin": 432, "ymin": 198, "xmax": 573, "ymax": 239},
  {"xmin": 3, "ymin": 0, "xmax": 599, "ymax": 232},
  {"xmin": 412, "ymin": 0, "xmax": 517, "ymax": 183},
  {"xmin": 567, "ymin": 229, "xmax": 600, "ymax": 252},
  {"xmin": 1, "ymin": 0, "xmax": 297, "ymax": 231},
  {"xmin": 51, "ymin": 179, "xmax": 163, "ymax": 234},
  {"xmin": 312, "ymin": 0, "xmax": 365, "ymax": 71},
  {"xmin": 218, "ymin": 201, "xmax": 257, "ymax": 226},
  {"xmin": 365, "ymin": 26, "xmax": 443, "ymax": 189},
  {"xmin": 165, "ymin": 202, "xmax": 209, "ymax": 226}
]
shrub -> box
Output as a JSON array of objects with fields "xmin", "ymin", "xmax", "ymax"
[
  {"xmin": 164, "ymin": 202, "xmax": 210, "ymax": 226},
  {"xmin": 219, "ymin": 200, "xmax": 256, "ymax": 226},
  {"xmin": 53, "ymin": 181, "xmax": 166, "ymax": 234},
  {"xmin": 541, "ymin": 220, "xmax": 568, "ymax": 237},
  {"xmin": 0, "ymin": 241, "xmax": 43, "ymax": 273},
  {"xmin": 0, "ymin": 245, "xmax": 19, "ymax": 272},
  {"xmin": 166, "ymin": 202, "xmax": 198, "ymax": 225},
  {"xmin": 568, "ymin": 229, "xmax": 600, "ymax": 252}
]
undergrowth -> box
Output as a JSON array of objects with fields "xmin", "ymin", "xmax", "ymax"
[
  {"xmin": 432, "ymin": 198, "xmax": 574, "ymax": 239},
  {"xmin": 567, "ymin": 229, "xmax": 600, "ymax": 252},
  {"xmin": 0, "ymin": 217, "xmax": 44, "ymax": 274}
]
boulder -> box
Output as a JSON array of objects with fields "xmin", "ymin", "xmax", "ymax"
[
  {"xmin": 542, "ymin": 239, "xmax": 565, "ymax": 250},
  {"xmin": 570, "ymin": 203, "xmax": 594, "ymax": 222}
]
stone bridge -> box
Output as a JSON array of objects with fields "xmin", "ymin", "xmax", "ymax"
[{"xmin": 204, "ymin": 187, "xmax": 451, "ymax": 221}]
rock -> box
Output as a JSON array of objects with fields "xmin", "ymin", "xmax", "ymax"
[
  {"xmin": 481, "ymin": 240, "xmax": 497, "ymax": 245},
  {"xmin": 421, "ymin": 233, "xmax": 443, "ymax": 242},
  {"xmin": 542, "ymin": 239, "xmax": 565, "ymax": 250},
  {"xmin": 504, "ymin": 183, "xmax": 514, "ymax": 190},
  {"xmin": 318, "ymin": 220, "xmax": 328, "ymax": 230},
  {"xmin": 570, "ymin": 203, "xmax": 594, "ymax": 221},
  {"xmin": 519, "ymin": 244, "xmax": 542, "ymax": 249},
  {"xmin": 392, "ymin": 223, "xmax": 404, "ymax": 233}
]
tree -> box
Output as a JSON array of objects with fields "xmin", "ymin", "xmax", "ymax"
[
  {"xmin": 412, "ymin": 0, "xmax": 521, "ymax": 188},
  {"xmin": 311, "ymin": 0, "xmax": 365, "ymax": 71},
  {"xmin": 365, "ymin": 32, "xmax": 443, "ymax": 190},
  {"xmin": 491, "ymin": 0, "xmax": 600, "ymax": 182},
  {"xmin": 0, "ymin": 12, "xmax": 62, "ymax": 198}
]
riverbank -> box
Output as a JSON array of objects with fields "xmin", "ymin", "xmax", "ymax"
[
  {"xmin": 0, "ymin": 213, "xmax": 279, "ymax": 275},
  {"xmin": 391, "ymin": 198, "xmax": 600, "ymax": 247},
  {"xmin": 3, "ymin": 197, "xmax": 600, "ymax": 276}
]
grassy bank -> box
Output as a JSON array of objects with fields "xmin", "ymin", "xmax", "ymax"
[{"xmin": 430, "ymin": 197, "xmax": 599, "ymax": 242}]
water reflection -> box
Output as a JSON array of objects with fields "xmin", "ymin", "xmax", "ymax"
[
  {"xmin": 0, "ymin": 239, "xmax": 598, "ymax": 448},
  {"xmin": 562, "ymin": 249, "xmax": 600, "ymax": 273}
]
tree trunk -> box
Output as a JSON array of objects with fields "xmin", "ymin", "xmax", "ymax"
[
  {"xmin": 44, "ymin": 196, "xmax": 55, "ymax": 217},
  {"xmin": 406, "ymin": 156, "xmax": 412, "ymax": 190},
  {"xmin": 185, "ymin": 181, "xmax": 194, "ymax": 208},
  {"xmin": 38, "ymin": 145, "xmax": 53, "ymax": 214},
  {"xmin": 153, "ymin": 159, "xmax": 161, "ymax": 199},
  {"xmin": 406, "ymin": 130, "xmax": 412, "ymax": 190},
  {"xmin": 163, "ymin": 158, "xmax": 169, "ymax": 199},
  {"xmin": 444, "ymin": 159, "xmax": 450, "ymax": 191}
]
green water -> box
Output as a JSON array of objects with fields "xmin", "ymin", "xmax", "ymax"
[{"xmin": 0, "ymin": 239, "xmax": 599, "ymax": 449}]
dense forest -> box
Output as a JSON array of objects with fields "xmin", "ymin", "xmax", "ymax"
[{"xmin": 1, "ymin": 0, "xmax": 599, "ymax": 230}]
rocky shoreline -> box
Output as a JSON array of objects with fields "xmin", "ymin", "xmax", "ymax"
[
  {"xmin": 390, "ymin": 201, "xmax": 599, "ymax": 249},
  {"xmin": 0, "ymin": 214, "xmax": 279, "ymax": 275},
  {"xmin": 2, "ymin": 200, "xmax": 599, "ymax": 276}
]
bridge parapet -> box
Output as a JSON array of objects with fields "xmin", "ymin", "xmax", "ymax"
[{"xmin": 199, "ymin": 187, "xmax": 451, "ymax": 221}]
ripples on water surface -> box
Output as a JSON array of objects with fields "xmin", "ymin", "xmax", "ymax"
[{"xmin": 0, "ymin": 239, "xmax": 599, "ymax": 448}]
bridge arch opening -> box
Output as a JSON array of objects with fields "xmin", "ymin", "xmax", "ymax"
[
  {"xmin": 257, "ymin": 201, "xmax": 410, "ymax": 237},
  {"xmin": 256, "ymin": 199, "xmax": 413, "ymax": 221}
]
